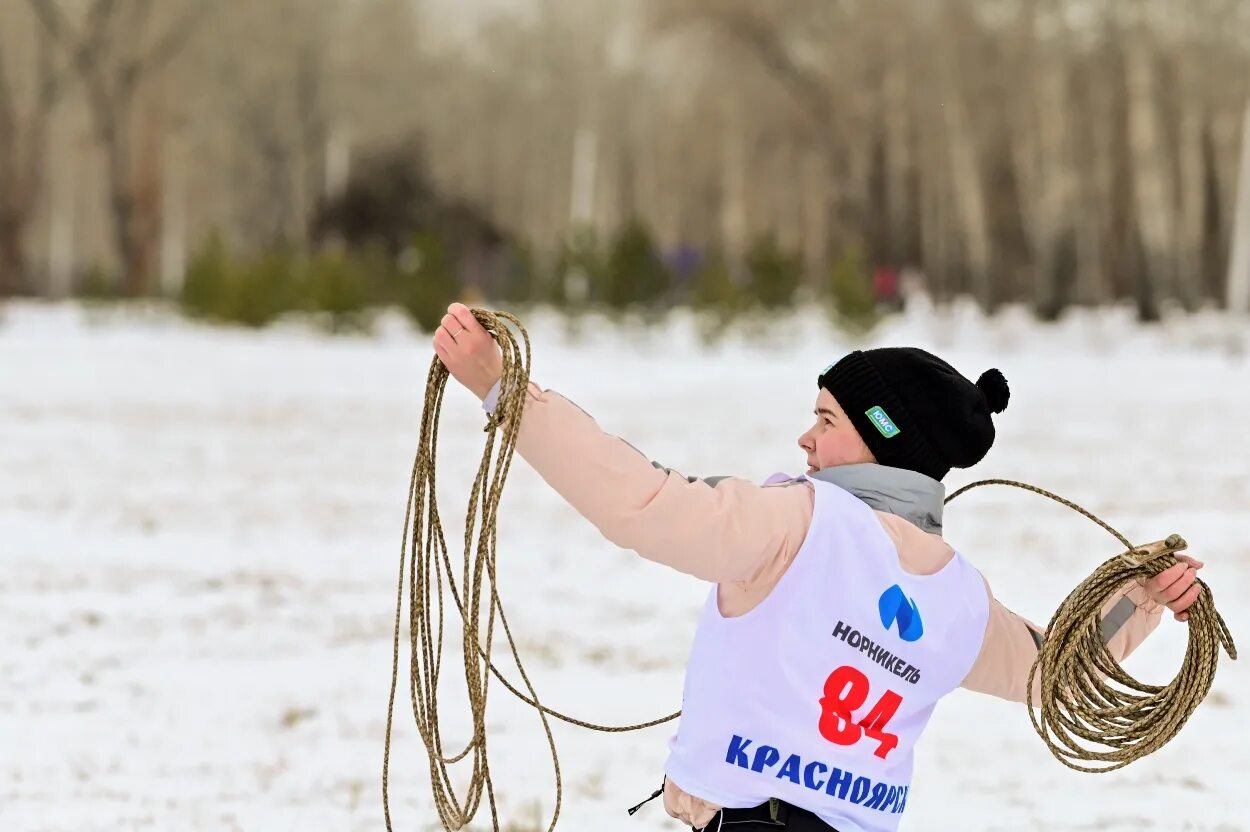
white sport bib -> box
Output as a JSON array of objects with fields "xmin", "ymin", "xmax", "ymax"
[{"xmin": 665, "ymin": 478, "xmax": 989, "ymax": 832}]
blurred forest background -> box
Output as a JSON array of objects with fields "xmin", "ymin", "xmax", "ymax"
[{"xmin": 3, "ymin": 0, "xmax": 1250, "ymax": 335}]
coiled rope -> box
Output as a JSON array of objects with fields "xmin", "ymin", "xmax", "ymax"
[
  {"xmin": 383, "ymin": 308, "xmax": 1237, "ymax": 831},
  {"xmin": 945, "ymin": 480, "xmax": 1237, "ymax": 772}
]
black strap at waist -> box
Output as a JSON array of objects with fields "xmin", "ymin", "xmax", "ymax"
[{"xmin": 712, "ymin": 798, "xmax": 839, "ymax": 830}]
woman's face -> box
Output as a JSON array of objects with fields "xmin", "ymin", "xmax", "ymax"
[{"xmin": 798, "ymin": 389, "xmax": 877, "ymax": 474}]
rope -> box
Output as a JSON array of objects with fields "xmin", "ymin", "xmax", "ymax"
[
  {"xmin": 383, "ymin": 309, "xmax": 1237, "ymax": 830},
  {"xmin": 381, "ymin": 309, "xmax": 679, "ymax": 832},
  {"xmin": 946, "ymin": 480, "xmax": 1236, "ymax": 772}
]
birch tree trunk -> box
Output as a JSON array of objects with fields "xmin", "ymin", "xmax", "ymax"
[
  {"xmin": 943, "ymin": 79, "xmax": 990, "ymax": 302},
  {"xmin": 0, "ymin": 19, "xmax": 60, "ymax": 296},
  {"xmin": 1226, "ymin": 98, "xmax": 1250, "ymax": 315},
  {"xmin": 1126, "ymin": 37, "xmax": 1173, "ymax": 320}
]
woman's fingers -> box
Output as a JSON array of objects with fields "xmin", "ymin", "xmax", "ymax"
[
  {"xmin": 430, "ymin": 302, "xmax": 503, "ymax": 399},
  {"xmin": 1175, "ymin": 554, "xmax": 1205, "ymax": 569},
  {"xmin": 1145, "ymin": 562, "xmax": 1188, "ymax": 596},
  {"xmin": 1169, "ymin": 582, "xmax": 1203, "ymax": 615},
  {"xmin": 448, "ymin": 303, "xmax": 481, "ymax": 335},
  {"xmin": 440, "ymin": 312, "xmax": 465, "ymax": 342},
  {"xmin": 1159, "ymin": 568, "xmax": 1198, "ymax": 604},
  {"xmin": 433, "ymin": 325, "xmax": 455, "ymax": 351},
  {"xmin": 1141, "ymin": 556, "xmax": 1208, "ymax": 623}
]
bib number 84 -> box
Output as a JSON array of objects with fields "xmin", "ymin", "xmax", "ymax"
[{"xmin": 817, "ymin": 665, "xmax": 903, "ymax": 759}]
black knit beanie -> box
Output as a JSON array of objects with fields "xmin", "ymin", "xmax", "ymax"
[{"xmin": 817, "ymin": 347, "xmax": 1010, "ymax": 481}]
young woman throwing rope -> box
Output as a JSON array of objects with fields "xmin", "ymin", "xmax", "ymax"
[{"xmin": 431, "ymin": 303, "xmax": 1206, "ymax": 832}]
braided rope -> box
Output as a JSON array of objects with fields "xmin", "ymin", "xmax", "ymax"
[{"xmin": 948, "ymin": 482, "xmax": 1236, "ymax": 772}]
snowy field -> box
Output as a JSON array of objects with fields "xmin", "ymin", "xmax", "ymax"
[{"xmin": 2, "ymin": 300, "xmax": 1248, "ymax": 832}]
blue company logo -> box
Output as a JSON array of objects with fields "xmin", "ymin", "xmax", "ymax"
[{"xmin": 878, "ymin": 585, "xmax": 923, "ymax": 642}]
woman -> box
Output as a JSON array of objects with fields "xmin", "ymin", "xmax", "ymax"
[{"xmin": 431, "ymin": 303, "xmax": 1204, "ymax": 832}]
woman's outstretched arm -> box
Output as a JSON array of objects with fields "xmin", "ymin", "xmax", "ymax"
[{"xmin": 432, "ymin": 303, "xmax": 813, "ymax": 584}]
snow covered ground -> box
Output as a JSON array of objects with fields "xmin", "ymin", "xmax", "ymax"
[{"xmin": 2, "ymin": 300, "xmax": 1247, "ymax": 832}]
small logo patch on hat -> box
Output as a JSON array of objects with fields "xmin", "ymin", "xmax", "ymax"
[{"xmin": 865, "ymin": 406, "xmax": 901, "ymax": 438}]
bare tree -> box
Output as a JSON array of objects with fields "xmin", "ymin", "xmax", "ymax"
[
  {"xmin": 27, "ymin": 0, "xmax": 213, "ymax": 295},
  {"xmin": 651, "ymin": 0, "xmax": 863, "ymax": 270},
  {"xmin": 639, "ymin": 0, "xmax": 1250, "ymax": 314},
  {"xmin": 0, "ymin": 9, "xmax": 65, "ymax": 296},
  {"xmin": 1228, "ymin": 99, "xmax": 1250, "ymax": 315},
  {"xmin": 3, "ymin": 0, "xmax": 1247, "ymax": 316}
]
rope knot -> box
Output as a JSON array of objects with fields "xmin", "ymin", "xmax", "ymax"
[{"xmin": 1118, "ymin": 534, "xmax": 1187, "ymax": 569}]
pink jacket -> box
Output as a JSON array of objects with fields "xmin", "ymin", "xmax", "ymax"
[{"xmin": 497, "ymin": 382, "xmax": 1163, "ymax": 828}]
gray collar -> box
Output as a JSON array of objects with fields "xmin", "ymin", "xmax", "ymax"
[{"xmin": 808, "ymin": 463, "xmax": 945, "ymax": 534}]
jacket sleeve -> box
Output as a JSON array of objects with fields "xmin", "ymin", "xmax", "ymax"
[
  {"xmin": 961, "ymin": 575, "xmax": 1165, "ymax": 706},
  {"xmin": 491, "ymin": 382, "xmax": 813, "ymax": 583}
]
